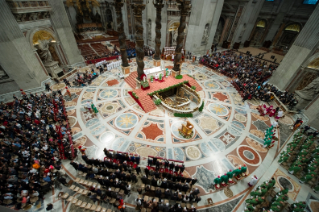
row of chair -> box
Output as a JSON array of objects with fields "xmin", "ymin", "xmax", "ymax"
[{"xmin": 61, "ymin": 192, "xmax": 108, "ymax": 212}]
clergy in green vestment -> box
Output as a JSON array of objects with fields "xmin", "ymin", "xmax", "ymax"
[
  {"xmin": 288, "ymin": 164, "xmax": 302, "ymax": 175},
  {"xmin": 300, "ymin": 173, "xmax": 314, "ymax": 184},
  {"xmin": 220, "ymin": 174, "xmax": 228, "ymax": 184},
  {"xmin": 214, "ymin": 176, "xmax": 221, "ymax": 185},
  {"xmin": 227, "ymin": 170, "xmax": 233, "ymax": 179}
]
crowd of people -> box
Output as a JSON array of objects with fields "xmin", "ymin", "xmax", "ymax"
[
  {"xmin": 0, "ymin": 91, "xmax": 74, "ymax": 209},
  {"xmin": 144, "ymin": 46, "xmax": 155, "ymax": 57},
  {"xmin": 70, "ymin": 68, "xmax": 100, "ymax": 87},
  {"xmin": 200, "ymin": 50, "xmax": 298, "ymax": 109}
]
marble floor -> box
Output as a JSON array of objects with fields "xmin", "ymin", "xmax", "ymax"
[{"xmin": 38, "ymin": 56, "xmax": 319, "ymax": 212}]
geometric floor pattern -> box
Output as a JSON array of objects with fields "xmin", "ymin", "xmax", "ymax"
[{"xmin": 44, "ymin": 57, "xmax": 318, "ymax": 212}]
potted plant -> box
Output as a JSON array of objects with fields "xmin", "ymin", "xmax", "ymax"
[{"xmin": 150, "ymin": 75, "xmax": 154, "ymax": 83}]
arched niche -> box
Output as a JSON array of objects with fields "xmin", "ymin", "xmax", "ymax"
[
  {"xmin": 105, "ymin": 8, "xmax": 113, "ymax": 29},
  {"xmin": 287, "ymin": 53, "xmax": 319, "ymax": 92},
  {"xmin": 213, "ymin": 16, "xmax": 225, "ymax": 45},
  {"xmin": 27, "ymin": 28, "xmax": 66, "ymax": 77},
  {"xmin": 251, "ymin": 19, "xmax": 267, "ymax": 45},
  {"xmin": 277, "ymin": 23, "xmax": 301, "ymax": 49},
  {"xmin": 167, "ymin": 21, "xmax": 180, "ymax": 47},
  {"xmin": 27, "ymin": 27, "xmax": 57, "ymax": 47}
]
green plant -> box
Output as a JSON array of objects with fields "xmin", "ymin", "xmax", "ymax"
[
  {"xmin": 174, "ymin": 113, "xmax": 193, "ymax": 117},
  {"xmin": 132, "ymin": 92, "xmax": 139, "ymax": 100},
  {"xmin": 175, "ymin": 75, "xmax": 183, "ymax": 79},
  {"xmin": 191, "ymin": 86, "xmax": 196, "ymax": 90},
  {"xmin": 150, "ymin": 75, "xmax": 154, "ymax": 82},
  {"xmin": 140, "ymin": 80, "xmax": 149, "ymax": 88},
  {"xmin": 199, "ymin": 102, "xmax": 204, "ymax": 112},
  {"xmin": 148, "ymin": 81, "xmax": 189, "ymax": 96},
  {"xmin": 154, "ymin": 99, "xmax": 161, "ymax": 105},
  {"xmin": 159, "ymin": 74, "xmax": 163, "ymax": 80}
]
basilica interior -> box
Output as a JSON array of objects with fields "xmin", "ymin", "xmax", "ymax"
[{"xmin": 1, "ymin": 0, "xmax": 319, "ymax": 212}]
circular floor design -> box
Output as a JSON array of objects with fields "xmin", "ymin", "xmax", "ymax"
[
  {"xmin": 65, "ymin": 58, "xmax": 278, "ymax": 209},
  {"xmin": 237, "ymin": 145, "xmax": 261, "ymax": 166}
]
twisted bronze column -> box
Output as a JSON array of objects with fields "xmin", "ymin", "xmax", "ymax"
[
  {"xmin": 173, "ymin": 0, "xmax": 191, "ymax": 75},
  {"xmin": 153, "ymin": 0, "xmax": 164, "ymax": 60},
  {"xmin": 114, "ymin": 0, "xmax": 129, "ymax": 67},
  {"xmin": 131, "ymin": 0, "xmax": 146, "ymax": 80}
]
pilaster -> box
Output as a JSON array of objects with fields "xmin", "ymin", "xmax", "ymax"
[
  {"xmin": 269, "ymin": 3, "xmax": 319, "ymax": 90},
  {"xmin": 48, "ymin": 0, "xmax": 84, "ymax": 67}
]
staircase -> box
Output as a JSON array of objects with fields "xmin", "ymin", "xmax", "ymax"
[
  {"xmin": 138, "ymin": 96, "xmax": 157, "ymax": 113},
  {"xmin": 124, "ymin": 71, "xmax": 138, "ymax": 89},
  {"xmin": 188, "ymin": 78, "xmax": 202, "ymax": 92}
]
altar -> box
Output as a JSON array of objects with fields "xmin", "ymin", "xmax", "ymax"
[{"xmin": 144, "ymin": 60, "xmax": 166, "ymax": 79}]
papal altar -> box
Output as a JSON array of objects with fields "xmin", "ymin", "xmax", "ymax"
[{"xmin": 144, "ymin": 60, "xmax": 166, "ymax": 79}]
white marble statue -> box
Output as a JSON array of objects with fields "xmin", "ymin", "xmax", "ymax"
[
  {"xmin": 172, "ymin": 30, "xmax": 178, "ymax": 45},
  {"xmin": 35, "ymin": 39, "xmax": 53, "ymax": 64},
  {"xmin": 201, "ymin": 24, "xmax": 209, "ymax": 45},
  {"xmin": 143, "ymin": 76, "xmax": 146, "ymax": 82},
  {"xmin": 155, "ymin": 73, "xmax": 158, "ymax": 80},
  {"xmin": 148, "ymin": 20, "xmax": 152, "ymax": 41}
]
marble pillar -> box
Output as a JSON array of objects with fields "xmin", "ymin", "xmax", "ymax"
[
  {"xmin": 241, "ymin": 0, "xmax": 265, "ymax": 43},
  {"xmin": 173, "ymin": 0, "xmax": 191, "ymax": 75},
  {"xmin": 114, "ymin": 0, "xmax": 129, "ymax": 68},
  {"xmin": 0, "ymin": 1, "xmax": 49, "ymax": 90},
  {"xmin": 160, "ymin": 4, "xmax": 167, "ymax": 51},
  {"xmin": 269, "ymin": 3, "xmax": 319, "ymax": 91},
  {"xmin": 153, "ymin": 0, "xmax": 164, "ymax": 61},
  {"xmin": 48, "ymin": 0, "xmax": 84, "ymax": 67},
  {"xmin": 185, "ymin": 0, "xmax": 224, "ymax": 54},
  {"xmin": 264, "ymin": 0, "xmax": 294, "ymax": 42},
  {"xmin": 131, "ymin": 0, "xmax": 146, "ymax": 80}
]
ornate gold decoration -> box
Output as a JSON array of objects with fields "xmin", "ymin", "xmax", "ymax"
[
  {"xmin": 169, "ymin": 22, "xmax": 180, "ymax": 31},
  {"xmin": 307, "ymin": 57, "xmax": 319, "ymax": 69},
  {"xmin": 256, "ymin": 20, "xmax": 266, "ymax": 28},
  {"xmin": 66, "ymin": 0, "xmax": 100, "ymax": 15},
  {"xmin": 296, "ymin": 71, "xmax": 318, "ymax": 90},
  {"xmin": 224, "ymin": 186, "xmax": 233, "ymax": 198},
  {"xmin": 32, "ymin": 30, "xmax": 54, "ymax": 45},
  {"xmin": 285, "ymin": 24, "xmax": 301, "ymax": 32}
]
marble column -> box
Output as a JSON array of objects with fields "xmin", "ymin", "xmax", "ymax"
[
  {"xmin": 114, "ymin": 0, "xmax": 129, "ymax": 68},
  {"xmin": 219, "ymin": 16, "xmax": 231, "ymax": 44},
  {"xmin": 173, "ymin": 0, "xmax": 191, "ymax": 75},
  {"xmin": 264, "ymin": 0, "xmax": 295, "ymax": 42},
  {"xmin": 160, "ymin": 3, "xmax": 168, "ymax": 51},
  {"xmin": 131, "ymin": 0, "xmax": 146, "ymax": 80},
  {"xmin": 269, "ymin": 3, "xmax": 319, "ymax": 91},
  {"xmin": 185, "ymin": 0, "xmax": 224, "ymax": 54},
  {"xmin": 153, "ymin": 0, "xmax": 164, "ymax": 61},
  {"xmin": 0, "ymin": 1, "xmax": 49, "ymax": 91},
  {"xmin": 241, "ymin": 0, "xmax": 265, "ymax": 43},
  {"xmin": 48, "ymin": 0, "xmax": 84, "ymax": 67}
]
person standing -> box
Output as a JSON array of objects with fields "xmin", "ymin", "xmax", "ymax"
[
  {"xmin": 91, "ymin": 103, "xmax": 99, "ymax": 116},
  {"xmin": 248, "ymin": 175, "xmax": 258, "ymax": 187}
]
